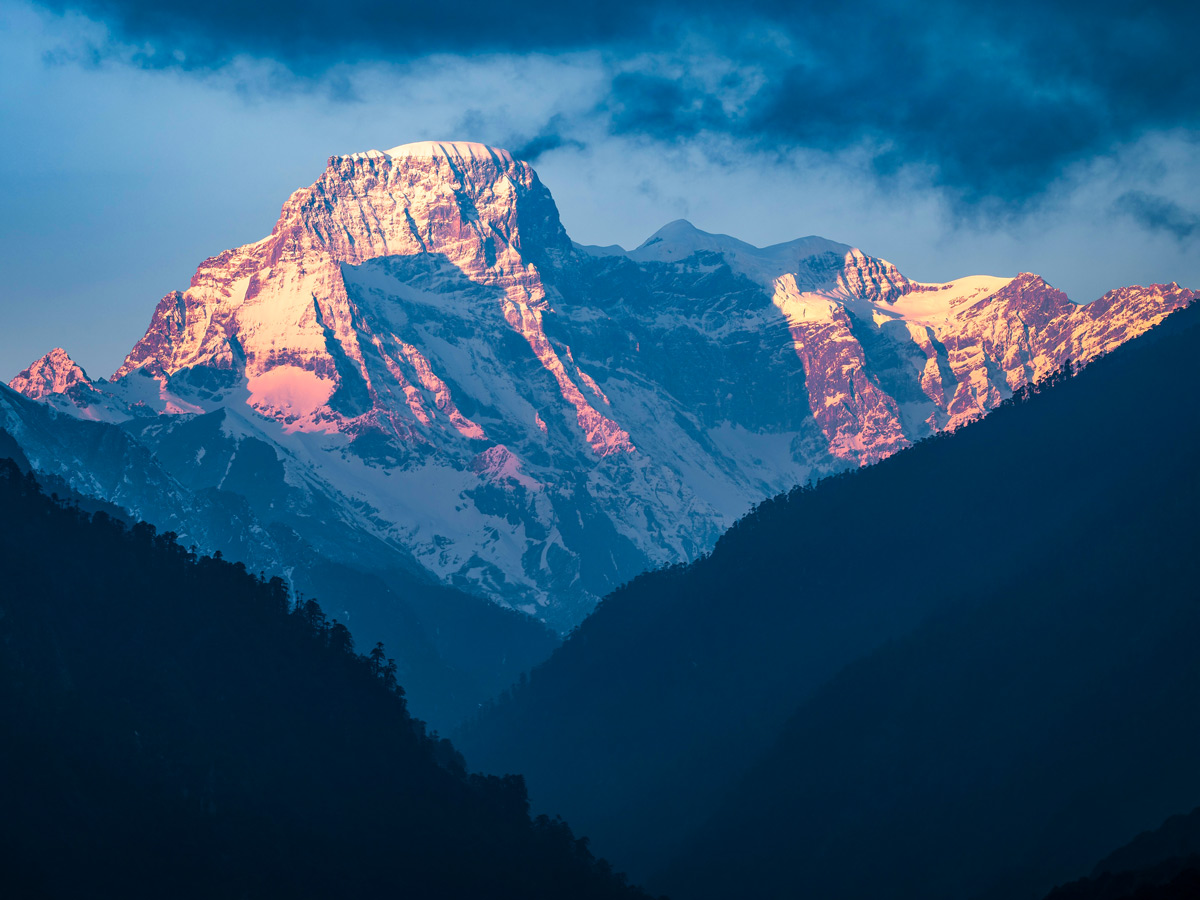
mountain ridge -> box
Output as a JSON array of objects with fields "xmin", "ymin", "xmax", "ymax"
[
  {"xmin": 7, "ymin": 140, "xmax": 1194, "ymax": 628},
  {"xmin": 0, "ymin": 457, "xmax": 650, "ymax": 900},
  {"xmin": 0, "ymin": 382, "xmax": 556, "ymax": 731},
  {"xmin": 457, "ymin": 303, "xmax": 1200, "ymax": 897}
]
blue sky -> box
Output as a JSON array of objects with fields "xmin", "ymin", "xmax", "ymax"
[{"xmin": 2, "ymin": 0, "xmax": 1197, "ymax": 380}]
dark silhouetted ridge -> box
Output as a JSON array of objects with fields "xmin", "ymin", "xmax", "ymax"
[
  {"xmin": 0, "ymin": 463, "xmax": 652, "ymax": 900},
  {"xmin": 1041, "ymin": 806, "xmax": 1200, "ymax": 900},
  {"xmin": 458, "ymin": 304, "xmax": 1200, "ymax": 899}
]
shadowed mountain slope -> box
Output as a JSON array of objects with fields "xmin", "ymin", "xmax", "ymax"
[
  {"xmin": 0, "ymin": 461, "xmax": 649, "ymax": 900},
  {"xmin": 458, "ymin": 304, "xmax": 1200, "ymax": 891},
  {"xmin": 0, "ymin": 383, "xmax": 557, "ymax": 732},
  {"xmin": 657, "ymin": 394, "xmax": 1200, "ymax": 899},
  {"xmin": 1040, "ymin": 805, "xmax": 1200, "ymax": 900}
]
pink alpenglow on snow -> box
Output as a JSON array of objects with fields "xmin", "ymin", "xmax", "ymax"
[{"xmin": 245, "ymin": 366, "xmax": 337, "ymax": 429}]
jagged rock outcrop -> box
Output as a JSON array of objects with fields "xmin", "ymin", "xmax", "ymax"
[
  {"xmin": 10, "ymin": 348, "xmax": 94, "ymax": 401},
  {"xmin": 8, "ymin": 141, "xmax": 1194, "ymax": 627}
]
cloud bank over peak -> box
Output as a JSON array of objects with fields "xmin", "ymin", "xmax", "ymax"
[{"xmin": 31, "ymin": 0, "xmax": 1200, "ymax": 206}]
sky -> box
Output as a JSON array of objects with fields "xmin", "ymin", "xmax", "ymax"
[{"xmin": 1, "ymin": 0, "xmax": 1197, "ymax": 380}]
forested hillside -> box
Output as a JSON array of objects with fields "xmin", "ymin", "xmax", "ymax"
[
  {"xmin": 0, "ymin": 462, "xmax": 651, "ymax": 900},
  {"xmin": 660, "ymin": 400, "xmax": 1200, "ymax": 899}
]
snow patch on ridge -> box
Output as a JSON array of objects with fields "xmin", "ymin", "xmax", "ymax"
[
  {"xmin": 247, "ymin": 366, "xmax": 336, "ymax": 427},
  {"xmin": 883, "ymin": 275, "xmax": 1014, "ymax": 324},
  {"xmin": 472, "ymin": 444, "xmax": 541, "ymax": 492}
]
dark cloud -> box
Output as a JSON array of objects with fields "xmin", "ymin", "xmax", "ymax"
[
  {"xmin": 1114, "ymin": 191, "xmax": 1200, "ymax": 241},
  {"xmin": 603, "ymin": 1, "xmax": 1200, "ymax": 205},
  {"xmin": 34, "ymin": 0, "xmax": 649, "ymax": 66},
  {"xmin": 509, "ymin": 117, "xmax": 586, "ymax": 163},
  {"xmin": 34, "ymin": 0, "xmax": 1200, "ymax": 205}
]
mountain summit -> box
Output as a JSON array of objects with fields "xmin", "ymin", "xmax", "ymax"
[
  {"xmin": 8, "ymin": 142, "xmax": 1195, "ymax": 627},
  {"xmin": 10, "ymin": 348, "xmax": 94, "ymax": 401}
]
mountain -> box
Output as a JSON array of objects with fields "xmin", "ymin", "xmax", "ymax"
[
  {"xmin": 9, "ymin": 347, "xmax": 94, "ymax": 401},
  {"xmin": 0, "ymin": 458, "xmax": 650, "ymax": 900},
  {"xmin": 0, "ymin": 382, "xmax": 556, "ymax": 732},
  {"xmin": 657, "ymin": 314, "xmax": 1200, "ymax": 900},
  {"xmin": 8, "ymin": 140, "xmax": 1193, "ymax": 633},
  {"xmin": 455, "ymin": 304, "xmax": 1200, "ymax": 894},
  {"xmin": 1043, "ymin": 806, "xmax": 1200, "ymax": 900}
]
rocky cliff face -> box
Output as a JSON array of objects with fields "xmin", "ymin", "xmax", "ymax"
[
  {"xmin": 10, "ymin": 348, "xmax": 94, "ymax": 401},
  {"xmin": 9, "ymin": 141, "xmax": 1195, "ymax": 628}
]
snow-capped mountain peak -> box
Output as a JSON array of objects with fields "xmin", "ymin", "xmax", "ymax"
[
  {"xmin": 110, "ymin": 138, "xmax": 607, "ymax": 449},
  {"xmin": 9, "ymin": 348, "xmax": 94, "ymax": 400},
  {"xmin": 8, "ymin": 141, "xmax": 1195, "ymax": 628}
]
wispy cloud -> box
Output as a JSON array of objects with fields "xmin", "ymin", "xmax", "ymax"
[
  {"xmin": 509, "ymin": 116, "xmax": 587, "ymax": 163},
  {"xmin": 1114, "ymin": 190, "xmax": 1200, "ymax": 242}
]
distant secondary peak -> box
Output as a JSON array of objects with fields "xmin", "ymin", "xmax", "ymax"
[
  {"xmin": 628, "ymin": 219, "xmax": 852, "ymax": 287},
  {"xmin": 632, "ymin": 219, "xmax": 720, "ymax": 254},
  {"xmin": 647, "ymin": 218, "xmax": 704, "ymax": 237},
  {"xmin": 9, "ymin": 348, "xmax": 94, "ymax": 400}
]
